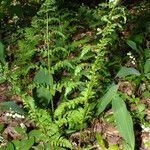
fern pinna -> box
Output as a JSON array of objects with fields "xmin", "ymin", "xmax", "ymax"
[{"xmin": 8, "ymin": 0, "xmax": 126, "ymax": 149}]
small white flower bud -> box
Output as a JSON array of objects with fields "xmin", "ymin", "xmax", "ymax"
[
  {"xmin": 131, "ymin": 61, "xmax": 135, "ymax": 65},
  {"xmin": 9, "ymin": 114, "xmax": 13, "ymax": 117},
  {"xmin": 129, "ymin": 55, "xmax": 133, "ymax": 59},
  {"xmin": 21, "ymin": 115, "xmax": 25, "ymax": 119},
  {"xmin": 97, "ymin": 28, "xmax": 101, "ymax": 32},
  {"xmin": 20, "ymin": 123, "xmax": 26, "ymax": 129},
  {"xmin": 5, "ymin": 113, "xmax": 9, "ymax": 117},
  {"xmin": 12, "ymin": 115, "xmax": 16, "ymax": 118},
  {"xmin": 127, "ymin": 52, "xmax": 132, "ymax": 56}
]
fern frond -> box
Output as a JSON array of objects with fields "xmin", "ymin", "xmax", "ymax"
[
  {"xmin": 54, "ymin": 96, "xmax": 86, "ymax": 119},
  {"xmin": 51, "ymin": 59, "xmax": 75, "ymax": 73},
  {"xmin": 50, "ymin": 133, "xmax": 73, "ymax": 149}
]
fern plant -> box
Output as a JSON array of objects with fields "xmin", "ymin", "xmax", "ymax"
[{"xmin": 1, "ymin": 0, "xmax": 127, "ymax": 149}]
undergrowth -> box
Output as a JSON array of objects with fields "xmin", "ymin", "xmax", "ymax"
[{"xmin": 1, "ymin": 0, "xmax": 149, "ymax": 150}]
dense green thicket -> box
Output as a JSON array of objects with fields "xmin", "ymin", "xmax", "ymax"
[{"xmin": 0, "ymin": 0, "xmax": 150, "ymax": 149}]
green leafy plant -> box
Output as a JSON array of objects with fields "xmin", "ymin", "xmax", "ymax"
[
  {"xmin": 96, "ymin": 37, "xmax": 150, "ymax": 150},
  {"xmin": 96, "ymin": 84, "xmax": 135, "ymax": 150},
  {"xmin": 0, "ymin": 0, "xmax": 128, "ymax": 149},
  {"xmin": 16, "ymin": 0, "xmax": 126, "ymax": 149}
]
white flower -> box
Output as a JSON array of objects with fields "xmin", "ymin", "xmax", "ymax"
[
  {"xmin": 5, "ymin": 113, "xmax": 10, "ymax": 117},
  {"xmin": 142, "ymin": 125, "xmax": 150, "ymax": 132},
  {"xmin": 97, "ymin": 28, "xmax": 101, "ymax": 32},
  {"xmin": 131, "ymin": 61, "xmax": 135, "ymax": 65},
  {"xmin": 127, "ymin": 52, "xmax": 132, "ymax": 56},
  {"xmin": 9, "ymin": 113, "xmax": 13, "ymax": 117},
  {"xmin": 12, "ymin": 115, "xmax": 16, "ymax": 118},
  {"xmin": 20, "ymin": 123, "xmax": 26, "ymax": 129},
  {"xmin": 129, "ymin": 55, "xmax": 133, "ymax": 59},
  {"xmin": 21, "ymin": 115, "xmax": 25, "ymax": 119}
]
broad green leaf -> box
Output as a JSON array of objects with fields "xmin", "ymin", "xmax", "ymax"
[
  {"xmin": 0, "ymin": 42, "xmax": 5, "ymax": 64},
  {"xmin": 96, "ymin": 84, "xmax": 118, "ymax": 115},
  {"xmin": 96, "ymin": 132, "xmax": 106, "ymax": 149},
  {"xmin": 112, "ymin": 96, "xmax": 135, "ymax": 150},
  {"xmin": 126, "ymin": 40, "xmax": 138, "ymax": 51},
  {"xmin": 29, "ymin": 130, "xmax": 44, "ymax": 143},
  {"xmin": 20, "ymin": 137, "xmax": 34, "ymax": 150},
  {"xmin": 5, "ymin": 142, "xmax": 14, "ymax": 150},
  {"xmin": 34, "ymin": 87, "xmax": 51, "ymax": 105},
  {"xmin": 33, "ymin": 68, "xmax": 53, "ymax": 86},
  {"xmin": 12, "ymin": 140, "xmax": 21, "ymax": 150},
  {"xmin": 144, "ymin": 58, "xmax": 150, "ymax": 74},
  {"xmin": 0, "ymin": 101, "xmax": 25, "ymax": 114},
  {"xmin": 116, "ymin": 67, "xmax": 141, "ymax": 77}
]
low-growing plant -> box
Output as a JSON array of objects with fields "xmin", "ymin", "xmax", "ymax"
[
  {"xmin": 3, "ymin": 0, "xmax": 149, "ymax": 149},
  {"xmin": 0, "ymin": 0, "xmax": 128, "ymax": 149}
]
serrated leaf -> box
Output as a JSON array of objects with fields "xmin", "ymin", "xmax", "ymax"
[
  {"xmin": 0, "ymin": 101, "xmax": 25, "ymax": 114},
  {"xmin": 96, "ymin": 84, "xmax": 118, "ymax": 115},
  {"xmin": 24, "ymin": 95, "xmax": 35, "ymax": 110},
  {"xmin": 112, "ymin": 96, "xmax": 135, "ymax": 150},
  {"xmin": 144, "ymin": 58, "xmax": 150, "ymax": 74},
  {"xmin": 0, "ymin": 42, "xmax": 5, "ymax": 64},
  {"xmin": 80, "ymin": 45, "xmax": 91, "ymax": 58},
  {"xmin": 116, "ymin": 67, "xmax": 141, "ymax": 77},
  {"xmin": 126, "ymin": 40, "xmax": 137, "ymax": 51}
]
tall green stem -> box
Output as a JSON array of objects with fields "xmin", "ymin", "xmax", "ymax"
[{"xmin": 46, "ymin": 12, "xmax": 54, "ymax": 115}]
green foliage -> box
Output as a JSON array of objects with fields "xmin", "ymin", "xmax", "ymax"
[
  {"xmin": 96, "ymin": 84, "xmax": 119, "ymax": 115},
  {"xmin": 0, "ymin": 42, "xmax": 5, "ymax": 64},
  {"xmin": 2, "ymin": 0, "xmax": 141, "ymax": 149},
  {"xmin": 1, "ymin": 0, "xmax": 150, "ymax": 149},
  {"xmin": 96, "ymin": 84, "xmax": 135, "ymax": 150},
  {"xmin": 11, "ymin": 1, "xmax": 125, "ymax": 148},
  {"xmin": 96, "ymin": 132, "xmax": 105, "ymax": 149},
  {"xmin": 0, "ymin": 101, "xmax": 25, "ymax": 114},
  {"xmin": 112, "ymin": 97, "xmax": 135, "ymax": 150},
  {"xmin": 144, "ymin": 58, "xmax": 150, "ymax": 74},
  {"xmin": 116, "ymin": 67, "xmax": 141, "ymax": 77}
]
